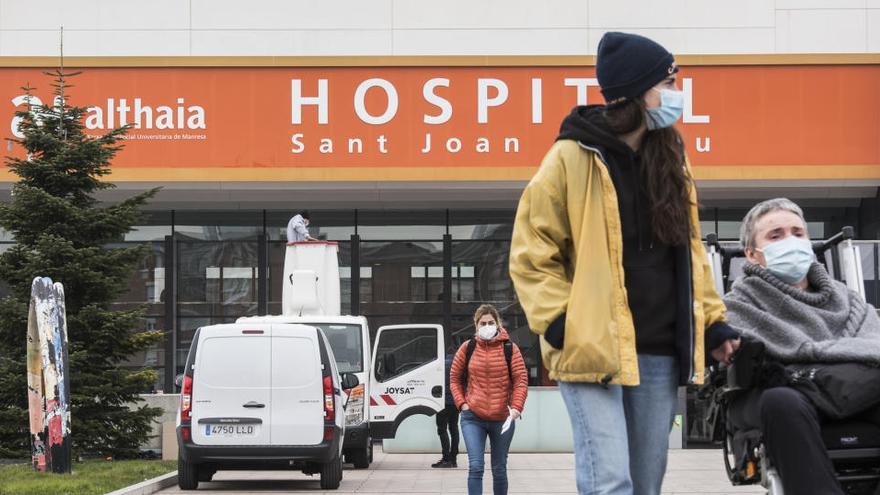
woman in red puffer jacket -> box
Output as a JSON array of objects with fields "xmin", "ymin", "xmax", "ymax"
[{"xmin": 450, "ymin": 304, "xmax": 528, "ymax": 495}]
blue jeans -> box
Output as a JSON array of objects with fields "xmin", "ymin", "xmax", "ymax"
[
  {"xmin": 558, "ymin": 354, "xmax": 679, "ymax": 495},
  {"xmin": 459, "ymin": 409, "xmax": 515, "ymax": 495}
]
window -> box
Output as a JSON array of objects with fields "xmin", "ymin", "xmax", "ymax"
[
  {"xmin": 449, "ymin": 210, "xmax": 514, "ymax": 240},
  {"xmin": 373, "ymin": 327, "xmax": 437, "ymax": 383},
  {"xmin": 177, "ymin": 240, "xmax": 259, "ymax": 312},
  {"xmin": 311, "ymin": 323, "xmax": 364, "ymax": 373},
  {"xmin": 125, "ymin": 211, "xmax": 172, "ymax": 241},
  {"xmin": 174, "ymin": 211, "xmax": 263, "ymax": 241},
  {"xmin": 356, "ymin": 210, "xmax": 445, "ymax": 240},
  {"xmin": 451, "ymin": 241, "xmax": 514, "ymax": 303},
  {"xmin": 360, "ymin": 241, "xmax": 442, "ymax": 303},
  {"xmin": 857, "ymin": 242, "xmax": 879, "ymax": 306}
]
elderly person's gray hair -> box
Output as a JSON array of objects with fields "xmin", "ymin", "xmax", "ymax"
[{"xmin": 740, "ymin": 198, "xmax": 807, "ymax": 250}]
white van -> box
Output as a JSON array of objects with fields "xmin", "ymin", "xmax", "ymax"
[
  {"xmin": 175, "ymin": 322, "xmax": 358, "ymax": 490},
  {"xmin": 237, "ymin": 314, "xmax": 447, "ymax": 469}
]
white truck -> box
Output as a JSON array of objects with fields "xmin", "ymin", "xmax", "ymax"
[{"xmin": 236, "ymin": 241, "xmax": 447, "ymax": 469}]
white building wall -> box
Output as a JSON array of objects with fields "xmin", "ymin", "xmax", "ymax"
[{"xmin": 0, "ymin": 0, "xmax": 877, "ymax": 57}]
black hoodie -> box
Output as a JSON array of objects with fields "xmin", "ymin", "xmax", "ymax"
[{"xmin": 557, "ymin": 105, "xmax": 677, "ymax": 357}]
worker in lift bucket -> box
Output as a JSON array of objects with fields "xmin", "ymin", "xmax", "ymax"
[{"xmin": 287, "ymin": 209, "xmax": 317, "ymax": 243}]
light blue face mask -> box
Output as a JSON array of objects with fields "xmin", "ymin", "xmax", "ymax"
[
  {"xmin": 757, "ymin": 236, "xmax": 815, "ymax": 284},
  {"xmin": 646, "ymin": 88, "xmax": 684, "ymax": 130}
]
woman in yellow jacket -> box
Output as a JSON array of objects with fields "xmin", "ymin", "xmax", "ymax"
[{"xmin": 509, "ymin": 32, "xmax": 739, "ymax": 495}]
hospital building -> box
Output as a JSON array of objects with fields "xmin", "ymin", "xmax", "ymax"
[{"xmin": 1, "ymin": 0, "xmax": 879, "ymax": 447}]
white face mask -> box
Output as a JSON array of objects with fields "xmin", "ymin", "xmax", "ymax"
[{"xmin": 477, "ymin": 325, "xmax": 498, "ymax": 340}]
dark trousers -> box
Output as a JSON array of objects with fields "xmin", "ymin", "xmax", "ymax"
[
  {"xmin": 436, "ymin": 404, "xmax": 460, "ymax": 460},
  {"xmin": 730, "ymin": 387, "xmax": 844, "ymax": 495}
]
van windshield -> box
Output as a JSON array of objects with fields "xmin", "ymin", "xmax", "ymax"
[{"xmin": 310, "ymin": 324, "xmax": 364, "ymax": 373}]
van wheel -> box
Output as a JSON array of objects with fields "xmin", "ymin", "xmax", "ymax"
[
  {"xmin": 197, "ymin": 467, "xmax": 216, "ymax": 482},
  {"xmin": 350, "ymin": 446, "xmax": 369, "ymax": 469},
  {"xmin": 178, "ymin": 457, "xmax": 200, "ymax": 490},
  {"xmin": 320, "ymin": 455, "xmax": 342, "ymax": 489}
]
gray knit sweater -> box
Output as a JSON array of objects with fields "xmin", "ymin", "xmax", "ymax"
[{"xmin": 723, "ymin": 263, "xmax": 880, "ymax": 364}]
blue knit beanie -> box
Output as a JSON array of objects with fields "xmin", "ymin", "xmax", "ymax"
[{"xmin": 596, "ymin": 32, "xmax": 678, "ymax": 107}]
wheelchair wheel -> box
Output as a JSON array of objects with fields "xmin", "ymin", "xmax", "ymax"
[
  {"xmin": 723, "ymin": 418, "xmax": 763, "ymax": 486},
  {"xmin": 721, "ymin": 416, "xmax": 754, "ymax": 484},
  {"xmin": 722, "ymin": 427, "xmax": 738, "ymax": 481},
  {"xmin": 765, "ymin": 467, "xmax": 784, "ymax": 495}
]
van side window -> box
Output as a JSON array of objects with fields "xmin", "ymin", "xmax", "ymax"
[{"xmin": 374, "ymin": 328, "xmax": 437, "ymax": 383}]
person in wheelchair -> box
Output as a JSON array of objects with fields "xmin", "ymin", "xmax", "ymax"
[{"xmin": 710, "ymin": 197, "xmax": 880, "ymax": 495}]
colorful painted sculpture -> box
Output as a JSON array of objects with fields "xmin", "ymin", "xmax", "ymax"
[{"xmin": 26, "ymin": 277, "xmax": 72, "ymax": 473}]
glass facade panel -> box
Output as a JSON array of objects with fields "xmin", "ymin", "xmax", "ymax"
[
  {"xmin": 698, "ymin": 207, "xmax": 716, "ymax": 238},
  {"xmin": 359, "ymin": 240, "xmax": 445, "ymax": 340},
  {"xmin": 451, "ymin": 241, "xmax": 516, "ymax": 304},
  {"xmin": 356, "ymin": 210, "xmax": 445, "ymax": 240},
  {"xmin": 717, "ymin": 221, "xmax": 742, "ymax": 241},
  {"xmin": 449, "ymin": 210, "xmax": 514, "ymax": 240},
  {"xmin": 360, "ymin": 241, "xmax": 443, "ymax": 303},
  {"xmin": 0, "ymin": 228, "xmax": 14, "ymax": 242},
  {"xmin": 113, "ymin": 242, "xmax": 166, "ymax": 304},
  {"xmin": 118, "ymin": 316, "xmax": 166, "ymax": 393},
  {"xmin": 109, "ymin": 242, "xmax": 168, "ymax": 392},
  {"xmin": 125, "ymin": 211, "xmax": 173, "ymax": 241},
  {"xmin": 16, "ymin": 204, "xmax": 870, "ymax": 399},
  {"xmin": 177, "ymin": 240, "xmax": 260, "ymax": 315},
  {"xmin": 0, "ymin": 243, "xmax": 14, "ymax": 299},
  {"xmin": 857, "ymin": 241, "xmax": 879, "ymax": 306},
  {"xmin": 174, "ymin": 210, "xmax": 263, "ymax": 241}
]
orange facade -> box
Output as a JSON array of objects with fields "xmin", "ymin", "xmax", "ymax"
[{"xmin": 1, "ymin": 64, "xmax": 878, "ymax": 182}]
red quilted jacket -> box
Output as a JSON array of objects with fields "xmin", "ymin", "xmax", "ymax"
[{"xmin": 449, "ymin": 329, "xmax": 528, "ymax": 421}]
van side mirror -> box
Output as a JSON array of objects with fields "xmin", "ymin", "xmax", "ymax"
[
  {"xmin": 340, "ymin": 373, "xmax": 359, "ymax": 390},
  {"xmin": 174, "ymin": 373, "xmax": 184, "ymax": 389}
]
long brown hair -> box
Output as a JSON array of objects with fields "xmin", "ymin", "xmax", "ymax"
[{"xmin": 604, "ymin": 98, "xmax": 693, "ymax": 246}]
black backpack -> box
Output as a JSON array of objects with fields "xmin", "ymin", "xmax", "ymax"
[{"xmin": 461, "ymin": 337, "xmax": 514, "ymax": 389}]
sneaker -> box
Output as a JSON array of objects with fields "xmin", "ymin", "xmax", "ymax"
[
  {"xmin": 437, "ymin": 460, "xmax": 457, "ymax": 468},
  {"xmin": 431, "ymin": 458, "xmax": 448, "ymax": 468}
]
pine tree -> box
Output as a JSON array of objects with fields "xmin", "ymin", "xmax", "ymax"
[{"xmin": 0, "ymin": 70, "xmax": 162, "ymax": 458}]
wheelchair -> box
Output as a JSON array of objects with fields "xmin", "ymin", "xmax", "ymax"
[{"xmin": 699, "ymin": 227, "xmax": 880, "ymax": 495}]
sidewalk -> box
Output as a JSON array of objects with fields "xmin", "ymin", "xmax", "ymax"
[{"xmin": 157, "ymin": 449, "xmax": 764, "ymax": 494}]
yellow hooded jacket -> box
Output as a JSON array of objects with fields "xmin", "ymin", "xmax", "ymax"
[{"xmin": 509, "ymin": 139, "xmax": 728, "ymax": 386}]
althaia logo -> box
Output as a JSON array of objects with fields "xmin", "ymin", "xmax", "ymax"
[{"xmin": 9, "ymin": 95, "xmax": 206, "ymax": 138}]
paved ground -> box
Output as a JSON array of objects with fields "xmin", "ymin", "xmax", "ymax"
[{"xmin": 158, "ymin": 448, "xmax": 765, "ymax": 494}]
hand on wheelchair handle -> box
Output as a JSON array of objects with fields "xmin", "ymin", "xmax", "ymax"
[{"xmin": 711, "ymin": 338, "xmax": 741, "ymax": 366}]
